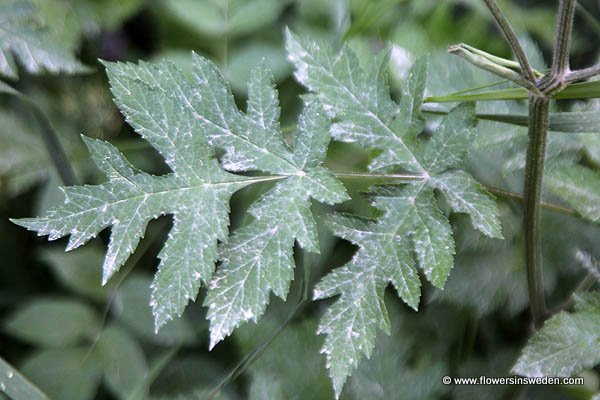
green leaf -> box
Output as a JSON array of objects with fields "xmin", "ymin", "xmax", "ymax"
[
  {"xmin": 546, "ymin": 165, "xmax": 600, "ymax": 223},
  {"xmin": 3, "ymin": 298, "xmax": 99, "ymax": 347},
  {"xmin": 0, "ymin": 0, "xmax": 88, "ymax": 78},
  {"xmin": 424, "ymin": 109, "xmax": 600, "ymax": 133},
  {"xmin": 12, "ymin": 55, "xmax": 348, "ymax": 341},
  {"xmin": 0, "ymin": 80, "xmax": 19, "ymax": 95},
  {"xmin": 162, "ymin": 0, "xmax": 289, "ymax": 38},
  {"xmin": 13, "ymin": 58, "xmax": 255, "ymax": 331},
  {"xmin": 0, "ymin": 356, "xmax": 50, "ymax": 400},
  {"xmin": 431, "ymin": 170, "xmax": 502, "ymax": 238},
  {"xmin": 223, "ymin": 41, "xmax": 291, "ymax": 94},
  {"xmin": 14, "ymin": 134, "xmax": 249, "ymax": 332},
  {"xmin": 421, "ymin": 101, "xmax": 478, "ymax": 172},
  {"xmin": 314, "ymin": 211, "xmax": 420, "ymax": 395},
  {"xmin": 0, "ymin": 109, "xmax": 65, "ymax": 196},
  {"xmin": 426, "ymin": 80, "xmax": 600, "ymax": 103},
  {"xmin": 20, "ymin": 348, "xmax": 101, "ymax": 400},
  {"xmin": 286, "ymin": 33, "xmax": 501, "ymax": 395},
  {"xmin": 512, "ymin": 293, "xmax": 600, "ymax": 377},
  {"xmin": 581, "ymin": 133, "xmax": 600, "ymax": 165},
  {"xmin": 235, "ymin": 318, "xmax": 334, "ymax": 400},
  {"xmin": 313, "ymin": 109, "xmax": 502, "ymax": 395},
  {"xmin": 64, "ymin": 0, "xmax": 145, "ymax": 32},
  {"xmin": 343, "ymin": 304, "xmax": 447, "ymax": 400},
  {"xmin": 113, "ymin": 275, "xmax": 196, "ymax": 346},
  {"xmin": 286, "ymin": 29, "xmax": 425, "ymax": 173},
  {"xmin": 40, "ymin": 246, "xmax": 108, "ymax": 301},
  {"xmin": 204, "ymin": 98, "xmax": 349, "ymax": 348},
  {"xmin": 95, "ymin": 325, "xmax": 148, "ymax": 400},
  {"xmin": 315, "ymin": 176, "xmax": 472, "ymax": 395}
]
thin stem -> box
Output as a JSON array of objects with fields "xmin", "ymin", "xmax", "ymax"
[
  {"xmin": 333, "ymin": 171, "xmax": 426, "ymax": 181},
  {"xmin": 481, "ymin": 0, "xmax": 538, "ymax": 84},
  {"xmin": 551, "ymin": 0, "xmax": 576, "ymax": 77},
  {"xmin": 538, "ymin": 0, "xmax": 577, "ymax": 95},
  {"xmin": 523, "ymin": 95, "xmax": 550, "ymax": 328},
  {"xmin": 0, "ymin": 356, "xmax": 50, "ymax": 400},
  {"xmin": 520, "ymin": 0, "xmax": 577, "ymax": 330},
  {"xmin": 576, "ymin": 2, "xmax": 600, "ymax": 37},
  {"xmin": 254, "ymin": 170, "xmax": 579, "ymax": 217},
  {"xmin": 551, "ymin": 273, "xmax": 597, "ymax": 314},
  {"xmin": 207, "ymin": 264, "xmax": 309, "ymax": 399},
  {"xmin": 484, "ymin": 185, "xmax": 576, "ymax": 217},
  {"xmin": 218, "ymin": 169, "xmax": 579, "ymax": 216},
  {"xmin": 566, "ymin": 64, "xmax": 600, "ymax": 83},
  {"xmin": 15, "ymin": 96, "xmax": 78, "ymax": 186},
  {"xmin": 84, "ymin": 227, "xmax": 162, "ymax": 364},
  {"xmin": 447, "ymin": 79, "xmax": 510, "ymax": 95},
  {"xmin": 127, "ymin": 347, "xmax": 180, "ymax": 400}
]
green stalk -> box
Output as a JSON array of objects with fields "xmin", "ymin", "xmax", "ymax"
[
  {"xmin": 523, "ymin": 95, "xmax": 550, "ymax": 327},
  {"xmin": 27, "ymin": 103, "xmax": 78, "ymax": 186},
  {"xmin": 523, "ymin": 0, "xmax": 576, "ymax": 328},
  {"xmin": 550, "ymin": 0, "xmax": 576, "ymax": 78},
  {"xmin": 481, "ymin": 0, "xmax": 538, "ymax": 84},
  {"xmin": 7, "ymin": 87, "xmax": 78, "ymax": 186}
]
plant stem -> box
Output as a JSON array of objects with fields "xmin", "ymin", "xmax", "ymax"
[
  {"xmin": 481, "ymin": 0, "xmax": 538, "ymax": 84},
  {"xmin": 576, "ymin": 2, "xmax": 600, "ymax": 37},
  {"xmin": 207, "ymin": 260, "xmax": 310, "ymax": 399},
  {"xmin": 332, "ymin": 171, "xmax": 426, "ymax": 181},
  {"xmin": 245, "ymin": 171, "xmax": 578, "ymax": 216},
  {"xmin": 484, "ymin": 185, "xmax": 576, "ymax": 217},
  {"xmin": 551, "ymin": 273, "xmax": 597, "ymax": 315},
  {"xmin": 26, "ymin": 103, "xmax": 78, "ymax": 186},
  {"xmin": 521, "ymin": 0, "xmax": 576, "ymax": 328},
  {"xmin": 0, "ymin": 356, "xmax": 50, "ymax": 400},
  {"xmin": 523, "ymin": 95, "xmax": 550, "ymax": 327},
  {"xmin": 437, "ymin": 0, "xmax": 588, "ymax": 330},
  {"xmin": 9, "ymin": 90, "xmax": 78, "ymax": 186},
  {"xmin": 331, "ymin": 172, "xmax": 578, "ymax": 216},
  {"xmin": 566, "ymin": 64, "xmax": 600, "ymax": 83},
  {"xmin": 551, "ymin": 0, "xmax": 576, "ymax": 78}
]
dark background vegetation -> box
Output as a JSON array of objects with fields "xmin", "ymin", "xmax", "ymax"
[{"xmin": 1, "ymin": 0, "xmax": 600, "ymax": 399}]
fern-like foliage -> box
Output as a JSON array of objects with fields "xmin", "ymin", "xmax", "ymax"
[
  {"xmin": 12, "ymin": 55, "xmax": 348, "ymax": 334},
  {"xmin": 286, "ymin": 31, "xmax": 502, "ymax": 395},
  {"xmin": 13, "ymin": 31, "xmax": 504, "ymax": 396},
  {"xmin": 0, "ymin": 0, "xmax": 87, "ymax": 78}
]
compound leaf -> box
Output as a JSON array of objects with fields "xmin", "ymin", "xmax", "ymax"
[
  {"xmin": 14, "ymin": 133, "xmax": 249, "ymax": 332},
  {"xmin": 315, "ymin": 102, "xmax": 500, "ymax": 394},
  {"xmin": 286, "ymin": 29, "xmax": 424, "ymax": 173},
  {"xmin": 12, "ymin": 54, "xmax": 348, "ymax": 342},
  {"xmin": 286, "ymin": 34, "xmax": 502, "ymax": 395},
  {"xmin": 205, "ymin": 100, "xmax": 349, "ymax": 348}
]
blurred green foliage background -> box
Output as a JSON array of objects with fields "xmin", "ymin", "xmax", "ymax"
[{"xmin": 1, "ymin": 0, "xmax": 600, "ymax": 399}]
